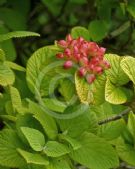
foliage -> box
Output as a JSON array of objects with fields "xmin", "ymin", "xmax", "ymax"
[
  {"xmin": 0, "ymin": 27, "xmax": 135, "ymax": 169},
  {"xmin": 0, "ymin": 1, "xmax": 135, "ymax": 169}
]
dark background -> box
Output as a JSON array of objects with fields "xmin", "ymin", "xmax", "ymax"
[{"xmin": 0, "ymin": 0, "xmax": 135, "ymax": 66}]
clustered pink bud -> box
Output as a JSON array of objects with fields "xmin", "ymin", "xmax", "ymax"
[
  {"xmin": 63, "ymin": 60, "xmax": 73, "ymax": 69},
  {"xmin": 56, "ymin": 34, "xmax": 110, "ymax": 84}
]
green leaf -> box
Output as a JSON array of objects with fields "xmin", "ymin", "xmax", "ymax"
[
  {"xmin": 26, "ymin": 46, "xmax": 59, "ymax": 95},
  {"xmin": 8, "ymin": 0, "xmax": 30, "ymax": 16},
  {"xmin": 57, "ymin": 104, "xmax": 98, "ymax": 138},
  {"xmin": 29, "ymin": 101, "xmax": 58, "ymax": 140},
  {"xmin": 59, "ymin": 78, "xmax": 76, "ymax": 102},
  {"xmin": 105, "ymin": 79, "xmax": 130, "ymax": 104},
  {"xmin": 14, "ymin": 72, "xmax": 32, "ymax": 98},
  {"xmin": 0, "ymin": 129, "xmax": 25, "ymax": 168},
  {"xmin": 0, "ymin": 49, "xmax": 5, "ymax": 61},
  {"xmin": 10, "ymin": 86, "xmax": 22, "ymax": 113},
  {"xmin": 0, "ymin": 62, "xmax": 15, "ymax": 86},
  {"xmin": 116, "ymin": 137, "xmax": 135, "ymax": 166},
  {"xmin": 43, "ymin": 98, "xmax": 66, "ymax": 113},
  {"xmin": 0, "ymin": 166, "xmax": 10, "ymax": 169},
  {"xmin": 127, "ymin": 0, "xmax": 135, "ymax": 18},
  {"xmin": 90, "ymin": 74, "xmax": 106, "ymax": 105},
  {"xmin": 75, "ymin": 72, "xmax": 93, "ymax": 104},
  {"xmin": 16, "ymin": 114, "xmax": 44, "ymax": 145},
  {"xmin": 17, "ymin": 149, "xmax": 49, "ymax": 166},
  {"xmin": 58, "ymin": 134, "xmax": 81, "ymax": 150},
  {"xmin": 41, "ymin": 0, "xmax": 62, "ymax": 16},
  {"xmin": 21, "ymin": 127, "xmax": 45, "ymax": 151},
  {"xmin": 122, "ymin": 127, "xmax": 134, "ymax": 145},
  {"xmin": 71, "ymin": 26, "xmax": 90, "ymax": 40},
  {"xmin": 0, "ymin": 31, "xmax": 40, "ymax": 42},
  {"xmin": 98, "ymin": 119, "xmax": 126, "ymax": 141},
  {"xmin": 47, "ymin": 158, "xmax": 71, "ymax": 169},
  {"xmin": 5, "ymin": 101, "xmax": 14, "ymax": 115},
  {"xmin": 69, "ymin": 0, "xmax": 86, "ymax": 4},
  {"xmin": 44, "ymin": 141, "xmax": 70, "ymax": 157},
  {"xmin": 110, "ymin": 21, "xmax": 130, "ymax": 37},
  {"xmin": 121, "ymin": 56, "xmax": 135, "ymax": 84},
  {"xmin": 70, "ymin": 132, "xmax": 119, "ymax": 169},
  {"xmin": 105, "ymin": 54, "xmax": 129, "ymax": 85},
  {"xmin": 127, "ymin": 112, "xmax": 135, "ymax": 140},
  {"xmin": 88, "ymin": 20, "xmax": 108, "ymax": 41},
  {"xmin": 5, "ymin": 61, "xmax": 26, "ymax": 72},
  {"xmin": 91, "ymin": 101, "xmax": 127, "ymax": 121},
  {"xmin": 0, "ymin": 115, "xmax": 16, "ymax": 122},
  {"xmin": 0, "ymin": 25, "xmax": 16, "ymax": 61},
  {"xmin": 75, "ymin": 72, "xmax": 106, "ymax": 105},
  {"xmin": 0, "ymin": 8, "xmax": 26, "ymax": 30}
]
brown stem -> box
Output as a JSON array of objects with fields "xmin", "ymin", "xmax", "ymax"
[{"xmin": 98, "ymin": 107, "xmax": 131, "ymax": 125}]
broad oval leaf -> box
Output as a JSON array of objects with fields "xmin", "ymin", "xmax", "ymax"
[
  {"xmin": 105, "ymin": 54, "xmax": 129, "ymax": 85},
  {"xmin": 10, "ymin": 86, "xmax": 22, "ymax": 113},
  {"xmin": 70, "ymin": 132, "xmax": 119, "ymax": 169},
  {"xmin": 58, "ymin": 134, "xmax": 81, "ymax": 150},
  {"xmin": 75, "ymin": 72, "xmax": 106, "ymax": 105},
  {"xmin": 75, "ymin": 72, "xmax": 93, "ymax": 104},
  {"xmin": 71, "ymin": 26, "xmax": 90, "ymax": 40},
  {"xmin": 47, "ymin": 158, "xmax": 71, "ymax": 169},
  {"xmin": 17, "ymin": 148, "xmax": 49, "ymax": 166},
  {"xmin": 0, "ymin": 129, "xmax": 26, "ymax": 168},
  {"xmin": 127, "ymin": 112, "xmax": 135, "ymax": 140},
  {"xmin": 98, "ymin": 119, "xmax": 126, "ymax": 141},
  {"xmin": 121, "ymin": 56, "xmax": 135, "ymax": 84},
  {"xmin": 105, "ymin": 78, "xmax": 130, "ymax": 104},
  {"xmin": 116, "ymin": 137, "xmax": 135, "ymax": 166},
  {"xmin": 44, "ymin": 141, "xmax": 70, "ymax": 157},
  {"xmin": 88, "ymin": 20, "xmax": 108, "ymax": 41},
  {"xmin": 21, "ymin": 127, "xmax": 45, "ymax": 151},
  {"xmin": 26, "ymin": 46, "xmax": 59, "ymax": 96},
  {"xmin": 57, "ymin": 104, "xmax": 98, "ymax": 138},
  {"xmin": 29, "ymin": 100, "xmax": 58, "ymax": 140},
  {"xmin": 5, "ymin": 61, "xmax": 26, "ymax": 72},
  {"xmin": 0, "ymin": 62, "xmax": 15, "ymax": 86},
  {"xmin": 0, "ymin": 49, "xmax": 5, "ymax": 61},
  {"xmin": 0, "ymin": 31, "xmax": 40, "ymax": 42}
]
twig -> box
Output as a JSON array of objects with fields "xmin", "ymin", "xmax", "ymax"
[{"xmin": 98, "ymin": 107, "xmax": 131, "ymax": 125}]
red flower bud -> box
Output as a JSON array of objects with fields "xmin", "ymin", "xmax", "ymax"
[
  {"xmin": 77, "ymin": 37, "xmax": 84, "ymax": 43},
  {"xmin": 56, "ymin": 35, "xmax": 109, "ymax": 84},
  {"xmin": 56, "ymin": 53, "xmax": 64, "ymax": 59},
  {"xmin": 100, "ymin": 47, "xmax": 106, "ymax": 54},
  {"xmin": 74, "ymin": 54, "xmax": 81, "ymax": 61},
  {"xmin": 80, "ymin": 57, "xmax": 89, "ymax": 66},
  {"xmin": 94, "ymin": 66, "xmax": 103, "ymax": 74},
  {"xmin": 78, "ymin": 67, "xmax": 86, "ymax": 77},
  {"xmin": 96, "ymin": 47, "xmax": 106, "ymax": 57},
  {"xmin": 73, "ymin": 46, "xmax": 79, "ymax": 55},
  {"xmin": 57, "ymin": 40, "xmax": 68, "ymax": 48},
  {"xmin": 64, "ymin": 48, "xmax": 71, "ymax": 57},
  {"xmin": 70, "ymin": 39, "xmax": 77, "ymax": 47},
  {"xmin": 103, "ymin": 60, "xmax": 111, "ymax": 69},
  {"xmin": 86, "ymin": 74, "xmax": 96, "ymax": 84},
  {"xmin": 90, "ymin": 57, "xmax": 100, "ymax": 65},
  {"xmin": 66, "ymin": 34, "xmax": 73, "ymax": 42},
  {"xmin": 63, "ymin": 60, "xmax": 73, "ymax": 69},
  {"xmin": 100, "ymin": 60, "xmax": 111, "ymax": 69}
]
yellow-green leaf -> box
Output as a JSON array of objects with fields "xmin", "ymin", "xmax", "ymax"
[{"xmin": 105, "ymin": 54, "xmax": 129, "ymax": 85}]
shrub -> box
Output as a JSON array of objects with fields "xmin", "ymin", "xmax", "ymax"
[{"xmin": 0, "ymin": 28, "xmax": 135, "ymax": 169}]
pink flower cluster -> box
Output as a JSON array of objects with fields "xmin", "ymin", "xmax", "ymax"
[{"xmin": 56, "ymin": 34, "xmax": 110, "ymax": 84}]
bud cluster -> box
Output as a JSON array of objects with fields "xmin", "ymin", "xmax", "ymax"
[{"xmin": 56, "ymin": 34, "xmax": 110, "ymax": 84}]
